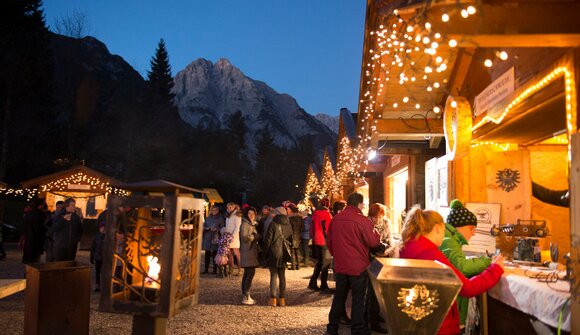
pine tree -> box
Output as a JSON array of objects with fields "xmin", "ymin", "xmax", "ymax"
[
  {"xmin": 0, "ymin": 0, "xmax": 54, "ymax": 182},
  {"xmin": 222, "ymin": 111, "xmax": 248, "ymax": 193},
  {"xmin": 147, "ymin": 38, "xmax": 175, "ymax": 103}
]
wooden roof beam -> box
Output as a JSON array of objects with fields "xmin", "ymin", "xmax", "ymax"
[
  {"xmin": 375, "ymin": 118, "xmax": 443, "ymax": 135},
  {"xmin": 444, "ymin": 48, "xmax": 475, "ymax": 100},
  {"xmin": 451, "ymin": 34, "xmax": 580, "ymax": 48}
]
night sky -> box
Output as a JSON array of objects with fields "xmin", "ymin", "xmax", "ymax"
[{"xmin": 43, "ymin": 0, "xmax": 366, "ymax": 116}]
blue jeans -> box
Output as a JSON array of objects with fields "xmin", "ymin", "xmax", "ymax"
[{"xmin": 327, "ymin": 272, "xmax": 369, "ymax": 335}]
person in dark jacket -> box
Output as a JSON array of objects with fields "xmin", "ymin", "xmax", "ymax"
[
  {"xmin": 44, "ymin": 200, "xmax": 64, "ymax": 262},
  {"xmin": 287, "ymin": 204, "xmax": 304, "ymax": 270},
  {"xmin": 400, "ymin": 206, "xmax": 504, "ymax": 335},
  {"xmin": 203, "ymin": 205, "xmax": 223, "ymax": 274},
  {"xmin": 325, "ymin": 193, "xmax": 380, "ymax": 335},
  {"xmin": 263, "ymin": 206, "xmax": 293, "ymax": 307},
  {"xmin": 300, "ymin": 210, "xmax": 312, "ymax": 267},
  {"xmin": 22, "ymin": 198, "xmax": 48, "ymax": 264},
  {"xmin": 90, "ymin": 222, "xmax": 106, "ymax": 292},
  {"xmin": 240, "ymin": 207, "xmax": 260, "ymax": 305},
  {"xmin": 52, "ymin": 198, "xmax": 83, "ymax": 261},
  {"xmin": 255, "ymin": 205, "xmax": 269, "ymax": 266}
]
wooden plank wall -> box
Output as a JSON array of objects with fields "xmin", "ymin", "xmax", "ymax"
[{"xmin": 570, "ymin": 133, "xmax": 580, "ymax": 335}]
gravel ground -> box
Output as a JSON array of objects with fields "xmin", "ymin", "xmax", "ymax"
[{"xmin": 0, "ymin": 244, "xmax": 362, "ymax": 335}]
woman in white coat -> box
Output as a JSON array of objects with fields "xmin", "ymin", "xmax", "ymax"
[{"xmin": 224, "ymin": 202, "xmax": 242, "ymax": 276}]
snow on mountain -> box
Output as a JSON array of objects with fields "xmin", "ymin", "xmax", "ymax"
[
  {"xmin": 173, "ymin": 58, "xmax": 336, "ymax": 154},
  {"xmin": 314, "ymin": 113, "xmax": 340, "ymax": 134}
]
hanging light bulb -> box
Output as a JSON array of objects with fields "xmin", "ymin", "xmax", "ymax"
[
  {"xmin": 451, "ymin": 100, "xmax": 458, "ymax": 108},
  {"xmin": 441, "ymin": 13, "xmax": 450, "ymax": 22},
  {"xmin": 467, "ymin": 6, "xmax": 477, "ymax": 14},
  {"xmin": 433, "ymin": 106, "xmax": 441, "ymax": 113},
  {"xmin": 461, "ymin": 9, "xmax": 469, "ymax": 18},
  {"xmin": 422, "ymin": 36, "xmax": 430, "ymax": 44},
  {"xmin": 439, "ymin": 63, "xmax": 447, "ymax": 71},
  {"xmin": 484, "ymin": 59, "xmax": 493, "ymax": 67},
  {"xmin": 431, "ymin": 41, "xmax": 439, "ymax": 49},
  {"xmin": 498, "ymin": 51, "xmax": 509, "ymax": 61},
  {"xmin": 436, "ymin": 56, "xmax": 443, "ymax": 64},
  {"xmin": 433, "ymin": 82, "xmax": 440, "ymax": 88},
  {"xmin": 406, "ymin": 25, "xmax": 414, "ymax": 33},
  {"xmin": 425, "ymin": 22, "xmax": 432, "ymax": 30},
  {"xmin": 449, "ymin": 39, "xmax": 458, "ymax": 47},
  {"xmin": 415, "ymin": 103, "xmax": 421, "ymax": 109},
  {"xmin": 427, "ymin": 86, "xmax": 433, "ymax": 92},
  {"xmin": 393, "ymin": 102, "xmax": 398, "ymax": 108},
  {"xmin": 403, "ymin": 96, "xmax": 409, "ymax": 103},
  {"xmin": 425, "ymin": 66, "xmax": 433, "ymax": 73},
  {"xmin": 434, "ymin": 33, "xmax": 441, "ymax": 39}
]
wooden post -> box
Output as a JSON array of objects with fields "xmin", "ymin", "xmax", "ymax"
[
  {"xmin": 571, "ymin": 133, "xmax": 580, "ymax": 335},
  {"xmin": 131, "ymin": 315, "xmax": 167, "ymax": 335}
]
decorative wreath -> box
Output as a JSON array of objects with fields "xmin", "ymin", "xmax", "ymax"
[{"xmin": 397, "ymin": 284, "xmax": 440, "ymax": 321}]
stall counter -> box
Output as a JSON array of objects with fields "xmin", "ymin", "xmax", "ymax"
[{"xmin": 487, "ymin": 267, "xmax": 571, "ymax": 332}]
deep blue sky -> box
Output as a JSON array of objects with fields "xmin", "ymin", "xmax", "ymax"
[{"xmin": 43, "ymin": 1, "xmax": 366, "ymax": 116}]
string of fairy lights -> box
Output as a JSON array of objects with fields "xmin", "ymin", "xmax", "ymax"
[
  {"xmin": 351, "ymin": 1, "xmax": 514, "ymax": 178},
  {"xmin": 302, "ymin": 167, "xmax": 321, "ymax": 204},
  {"xmin": 319, "ymin": 156, "xmax": 339, "ymax": 198},
  {"xmin": 301, "ymin": 135, "xmax": 357, "ymax": 202},
  {"xmin": 0, "ymin": 171, "xmax": 130, "ymax": 201}
]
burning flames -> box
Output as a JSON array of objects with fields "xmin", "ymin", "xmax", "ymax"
[
  {"xmin": 146, "ymin": 255, "xmax": 161, "ymax": 288},
  {"xmin": 397, "ymin": 284, "xmax": 439, "ymax": 321}
]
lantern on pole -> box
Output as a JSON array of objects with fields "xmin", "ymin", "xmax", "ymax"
[
  {"xmin": 367, "ymin": 258, "xmax": 462, "ymax": 335},
  {"xmin": 99, "ymin": 180, "xmax": 206, "ymax": 335}
]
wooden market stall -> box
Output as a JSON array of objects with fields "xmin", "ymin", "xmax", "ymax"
[
  {"xmin": 350, "ymin": 0, "xmax": 579, "ymax": 334},
  {"xmin": 21, "ymin": 165, "xmax": 123, "ymax": 248},
  {"xmin": 21, "ymin": 165, "xmax": 121, "ymax": 217}
]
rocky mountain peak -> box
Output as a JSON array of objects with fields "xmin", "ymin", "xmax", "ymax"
[{"xmin": 173, "ymin": 58, "xmax": 336, "ymax": 156}]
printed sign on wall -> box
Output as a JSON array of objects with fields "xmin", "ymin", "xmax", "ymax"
[
  {"xmin": 462, "ymin": 203, "xmax": 501, "ymax": 254},
  {"xmin": 474, "ymin": 67, "xmax": 515, "ymax": 117}
]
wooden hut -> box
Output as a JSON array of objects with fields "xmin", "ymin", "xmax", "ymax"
[
  {"xmin": 21, "ymin": 165, "xmax": 121, "ymax": 218},
  {"xmin": 353, "ymin": 0, "xmax": 579, "ymax": 333}
]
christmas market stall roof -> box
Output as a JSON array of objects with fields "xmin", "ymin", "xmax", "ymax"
[
  {"xmin": 355, "ymin": 0, "xmax": 580, "ymax": 157},
  {"xmin": 113, "ymin": 180, "xmax": 207, "ymax": 197},
  {"xmin": 202, "ymin": 188, "xmax": 224, "ymax": 203},
  {"xmin": 20, "ymin": 165, "xmax": 119, "ymax": 193}
]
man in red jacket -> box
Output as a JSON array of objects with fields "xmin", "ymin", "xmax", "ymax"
[{"xmin": 325, "ymin": 193, "xmax": 380, "ymax": 335}]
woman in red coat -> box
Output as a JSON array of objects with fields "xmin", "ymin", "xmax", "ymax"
[{"xmin": 399, "ymin": 206, "xmax": 505, "ymax": 335}]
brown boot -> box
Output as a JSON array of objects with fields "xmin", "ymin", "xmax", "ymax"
[
  {"xmin": 278, "ymin": 298, "xmax": 285, "ymax": 307},
  {"xmin": 268, "ymin": 298, "xmax": 276, "ymax": 307}
]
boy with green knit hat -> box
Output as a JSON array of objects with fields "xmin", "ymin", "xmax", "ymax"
[{"xmin": 440, "ymin": 199, "xmax": 492, "ymax": 331}]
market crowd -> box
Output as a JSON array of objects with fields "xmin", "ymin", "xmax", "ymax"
[
  {"xmin": 201, "ymin": 193, "xmax": 505, "ymax": 335},
  {"xmin": 14, "ymin": 192, "xmax": 505, "ymax": 335},
  {"xmin": 20, "ymin": 197, "xmax": 85, "ymax": 265}
]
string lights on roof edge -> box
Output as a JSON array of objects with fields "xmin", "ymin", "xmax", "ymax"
[{"xmin": 353, "ymin": 3, "xmax": 489, "ymax": 176}]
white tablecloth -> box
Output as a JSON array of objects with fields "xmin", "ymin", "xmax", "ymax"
[{"xmin": 488, "ymin": 273, "xmax": 571, "ymax": 331}]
